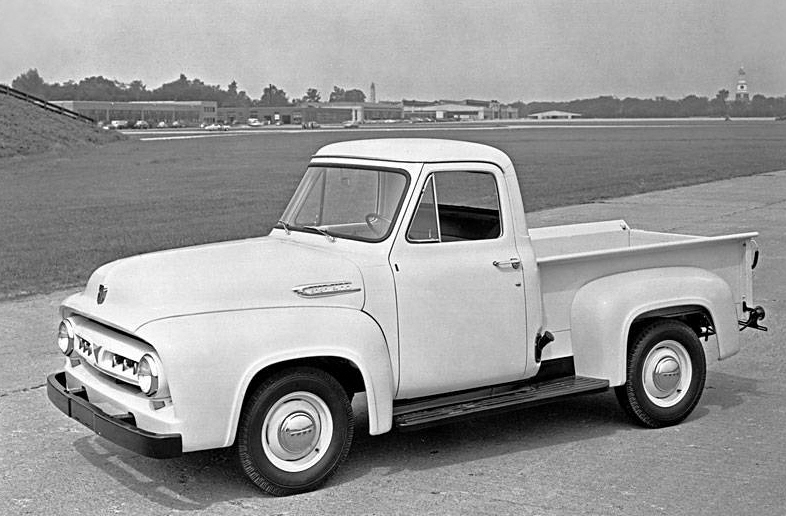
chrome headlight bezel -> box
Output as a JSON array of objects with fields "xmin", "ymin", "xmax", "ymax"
[
  {"xmin": 137, "ymin": 354, "xmax": 161, "ymax": 396},
  {"xmin": 57, "ymin": 319, "xmax": 75, "ymax": 356}
]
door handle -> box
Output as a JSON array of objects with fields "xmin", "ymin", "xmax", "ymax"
[{"xmin": 493, "ymin": 257, "xmax": 521, "ymax": 269}]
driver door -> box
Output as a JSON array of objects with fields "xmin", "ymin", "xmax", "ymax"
[{"xmin": 389, "ymin": 164, "xmax": 528, "ymax": 399}]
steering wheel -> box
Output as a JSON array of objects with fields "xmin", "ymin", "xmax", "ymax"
[{"xmin": 364, "ymin": 213, "xmax": 391, "ymax": 235}]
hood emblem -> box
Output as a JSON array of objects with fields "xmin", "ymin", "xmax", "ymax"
[
  {"xmin": 97, "ymin": 284, "xmax": 108, "ymax": 304},
  {"xmin": 293, "ymin": 281, "xmax": 361, "ymax": 298}
]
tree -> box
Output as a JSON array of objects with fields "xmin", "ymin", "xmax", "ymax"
[
  {"xmin": 259, "ymin": 84, "xmax": 289, "ymax": 106},
  {"xmin": 328, "ymin": 86, "xmax": 366, "ymax": 103},
  {"xmin": 235, "ymin": 90, "xmax": 253, "ymax": 107},
  {"xmin": 710, "ymin": 89, "xmax": 730, "ymax": 117},
  {"xmin": 302, "ymin": 88, "xmax": 321, "ymax": 102},
  {"xmin": 677, "ymin": 95, "xmax": 709, "ymax": 117},
  {"xmin": 11, "ymin": 69, "xmax": 48, "ymax": 98},
  {"xmin": 343, "ymin": 89, "xmax": 366, "ymax": 103},
  {"xmin": 75, "ymin": 76, "xmax": 124, "ymax": 101},
  {"xmin": 126, "ymin": 80, "xmax": 148, "ymax": 101},
  {"xmin": 511, "ymin": 101, "xmax": 528, "ymax": 118},
  {"xmin": 153, "ymin": 74, "xmax": 192, "ymax": 101},
  {"xmin": 222, "ymin": 80, "xmax": 239, "ymax": 107},
  {"xmin": 329, "ymin": 86, "xmax": 346, "ymax": 102},
  {"xmin": 50, "ymin": 80, "xmax": 78, "ymax": 100},
  {"xmin": 220, "ymin": 81, "xmax": 252, "ymax": 107}
]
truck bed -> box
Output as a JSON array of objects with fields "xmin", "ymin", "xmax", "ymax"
[{"xmin": 529, "ymin": 220, "xmax": 757, "ymax": 360}]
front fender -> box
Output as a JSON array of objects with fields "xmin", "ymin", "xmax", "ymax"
[
  {"xmin": 570, "ymin": 267, "xmax": 739, "ymax": 387},
  {"xmin": 137, "ymin": 307, "xmax": 394, "ymax": 452}
]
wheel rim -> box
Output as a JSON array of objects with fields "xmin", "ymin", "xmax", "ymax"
[
  {"xmin": 262, "ymin": 391, "xmax": 333, "ymax": 472},
  {"xmin": 641, "ymin": 340, "xmax": 693, "ymax": 407}
]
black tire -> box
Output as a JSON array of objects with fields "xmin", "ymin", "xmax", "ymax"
[
  {"xmin": 237, "ymin": 367, "xmax": 354, "ymax": 496},
  {"xmin": 615, "ymin": 319, "xmax": 706, "ymax": 428}
]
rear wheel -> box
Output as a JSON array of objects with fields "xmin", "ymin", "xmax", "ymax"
[
  {"xmin": 237, "ymin": 367, "xmax": 354, "ymax": 496},
  {"xmin": 615, "ymin": 320, "xmax": 706, "ymax": 428}
]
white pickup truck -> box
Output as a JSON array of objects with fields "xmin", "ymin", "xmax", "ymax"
[{"xmin": 48, "ymin": 138, "xmax": 766, "ymax": 496}]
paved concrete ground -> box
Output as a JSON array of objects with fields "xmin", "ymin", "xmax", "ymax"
[{"xmin": 2, "ymin": 171, "xmax": 784, "ymax": 515}]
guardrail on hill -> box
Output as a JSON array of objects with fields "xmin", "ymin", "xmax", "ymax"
[{"xmin": 0, "ymin": 84, "xmax": 95, "ymax": 124}]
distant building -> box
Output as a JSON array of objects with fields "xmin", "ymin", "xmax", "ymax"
[
  {"xmin": 403, "ymin": 99, "xmax": 518, "ymax": 120},
  {"xmin": 299, "ymin": 101, "xmax": 403, "ymax": 124},
  {"xmin": 217, "ymin": 101, "xmax": 403, "ymax": 125},
  {"xmin": 527, "ymin": 110, "xmax": 582, "ymax": 120},
  {"xmin": 50, "ymin": 100, "xmax": 218, "ymax": 125},
  {"xmin": 370, "ymin": 82, "xmax": 376, "ymax": 104},
  {"xmin": 735, "ymin": 67, "xmax": 750, "ymax": 102},
  {"xmin": 54, "ymin": 96, "xmax": 517, "ymax": 127}
]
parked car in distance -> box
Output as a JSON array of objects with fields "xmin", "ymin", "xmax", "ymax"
[
  {"xmin": 109, "ymin": 120, "xmax": 128, "ymax": 129},
  {"xmin": 204, "ymin": 123, "xmax": 229, "ymax": 131},
  {"xmin": 248, "ymin": 118, "xmax": 263, "ymax": 127},
  {"xmin": 342, "ymin": 120, "xmax": 360, "ymax": 128},
  {"xmin": 157, "ymin": 121, "xmax": 168, "ymax": 128},
  {"xmin": 134, "ymin": 120, "xmax": 150, "ymax": 129},
  {"xmin": 302, "ymin": 121, "xmax": 320, "ymax": 129}
]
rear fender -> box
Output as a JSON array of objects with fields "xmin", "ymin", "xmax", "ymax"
[{"xmin": 570, "ymin": 267, "xmax": 739, "ymax": 386}]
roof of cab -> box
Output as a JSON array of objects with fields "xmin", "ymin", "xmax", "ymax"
[{"xmin": 313, "ymin": 138, "xmax": 513, "ymax": 169}]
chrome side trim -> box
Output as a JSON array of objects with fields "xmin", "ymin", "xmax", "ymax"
[{"xmin": 292, "ymin": 281, "xmax": 362, "ymax": 298}]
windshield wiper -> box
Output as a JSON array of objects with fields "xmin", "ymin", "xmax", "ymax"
[
  {"xmin": 303, "ymin": 225, "xmax": 336, "ymax": 242},
  {"xmin": 276, "ymin": 219, "xmax": 291, "ymax": 235}
]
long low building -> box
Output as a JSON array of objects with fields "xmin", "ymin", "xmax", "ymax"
[
  {"xmin": 404, "ymin": 100, "xmax": 518, "ymax": 121},
  {"xmin": 527, "ymin": 110, "xmax": 582, "ymax": 120},
  {"xmin": 53, "ymin": 98, "xmax": 519, "ymax": 126},
  {"xmin": 50, "ymin": 100, "xmax": 219, "ymax": 126},
  {"xmin": 218, "ymin": 102, "xmax": 404, "ymax": 125}
]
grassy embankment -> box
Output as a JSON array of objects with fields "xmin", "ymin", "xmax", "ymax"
[
  {"xmin": 0, "ymin": 94, "xmax": 125, "ymax": 158},
  {"xmin": 2, "ymin": 120, "xmax": 786, "ymax": 298}
]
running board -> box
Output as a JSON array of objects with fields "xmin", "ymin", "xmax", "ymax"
[{"xmin": 393, "ymin": 376, "xmax": 609, "ymax": 430}]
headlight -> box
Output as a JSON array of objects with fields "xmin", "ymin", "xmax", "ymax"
[
  {"xmin": 137, "ymin": 354, "xmax": 160, "ymax": 396},
  {"xmin": 57, "ymin": 319, "xmax": 75, "ymax": 355}
]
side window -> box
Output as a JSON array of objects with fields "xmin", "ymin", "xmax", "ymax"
[
  {"xmin": 407, "ymin": 176, "xmax": 439, "ymax": 242},
  {"xmin": 406, "ymin": 171, "xmax": 501, "ymax": 242}
]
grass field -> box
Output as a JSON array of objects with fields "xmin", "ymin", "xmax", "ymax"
[{"xmin": 2, "ymin": 119, "xmax": 786, "ymax": 298}]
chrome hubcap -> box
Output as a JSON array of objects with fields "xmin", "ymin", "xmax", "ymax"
[
  {"xmin": 653, "ymin": 357, "xmax": 681, "ymax": 393},
  {"xmin": 262, "ymin": 391, "xmax": 332, "ymax": 472},
  {"xmin": 642, "ymin": 340, "xmax": 692, "ymax": 407},
  {"xmin": 278, "ymin": 412, "xmax": 318, "ymax": 458}
]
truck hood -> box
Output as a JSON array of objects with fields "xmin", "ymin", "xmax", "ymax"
[{"xmin": 63, "ymin": 237, "xmax": 365, "ymax": 333}]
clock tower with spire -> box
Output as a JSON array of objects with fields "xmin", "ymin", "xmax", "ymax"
[{"xmin": 735, "ymin": 67, "xmax": 750, "ymax": 102}]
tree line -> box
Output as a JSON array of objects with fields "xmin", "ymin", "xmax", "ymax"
[
  {"xmin": 10, "ymin": 68, "xmax": 786, "ymax": 117},
  {"xmin": 10, "ymin": 69, "xmax": 367, "ymax": 108},
  {"xmin": 515, "ymin": 90, "xmax": 786, "ymax": 118}
]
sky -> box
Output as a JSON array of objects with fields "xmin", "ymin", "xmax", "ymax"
[{"xmin": 1, "ymin": 0, "xmax": 785, "ymax": 103}]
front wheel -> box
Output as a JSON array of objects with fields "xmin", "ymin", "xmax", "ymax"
[
  {"xmin": 615, "ymin": 320, "xmax": 706, "ymax": 428},
  {"xmin": 237, "ymin": 368, "xmax": 354, "ymax": 496}
]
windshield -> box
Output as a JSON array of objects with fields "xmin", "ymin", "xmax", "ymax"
[{"xmin": 280, "ymin": 166, "xmax": 409, "ymax": 242}]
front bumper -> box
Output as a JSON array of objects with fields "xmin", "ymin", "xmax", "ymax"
[{"xmin": 47, "ymin": 372, "xmax": 182, "ymax": 459}]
